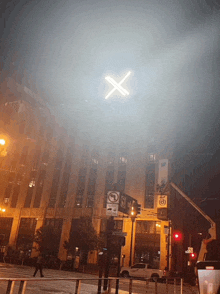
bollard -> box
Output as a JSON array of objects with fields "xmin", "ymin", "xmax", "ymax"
[
  {"xmin": 146, "ymin": 279, "xmax": 149, "ymax": 294},
  {"xmin": 155, "ymin": 280, "xmax": 158, "ymax": 294},
  {"xmin": 174, "ymin": 278, "xmax": 177, "ymax": 294},
  {"xmin": 6, "ymin": 280, "xmax": 15, "ymax": 294},
  {"xmin": 18, "ymin": 280, "xmax": 27, "ymax": 294},
  {"xmin": 166, "ymin": 278, "xmax": 169, "ymax": 294},
  {"xmin": 180, "ymin": 278, "xmax": 183, "ymax": 294},
  {"xmin": 75, "ymin": 279, "xmax": 81, "ymax": 294},
  {"xmin": 129, "ymin": 278, "xmax": 132, "ymax": 294},
  {"xmin": 108, "ymin": 279, "xmax": 112, "ymax": 294}
]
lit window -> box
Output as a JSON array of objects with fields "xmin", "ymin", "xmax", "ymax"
[
  {"xmin": 119, "ymin": 156, "xmax": 127, "ymax": 164},
  {"xmin": 149, "ymin": 154, "xmax": 156, "ymax": 162},
  {"xmin": 29, "ymin": 180, "xmax": 35, "ymax": 188}
]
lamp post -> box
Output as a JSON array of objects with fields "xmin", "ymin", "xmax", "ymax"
[{"xmin": 129, "ymin": 206, "xmax": 136, "ymax": 267}]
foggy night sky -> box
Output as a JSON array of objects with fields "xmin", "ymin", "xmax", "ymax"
[{"xmin": 1, "ymin": 0, "xmax": 220, "ymax": 155}]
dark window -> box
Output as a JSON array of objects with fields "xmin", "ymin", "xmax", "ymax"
[
  {"xmin": 114, "ymin": 220, "xmax": 123, "ymax": 231},
  {"xmin": 41, "ymin": 148, "xmax": 49, "ymax": 165},
  {"xmin": 100, "ymin": 219, "xmax": 123, "ymax": 233},
  {"xmin": 145, "ymin": 194, "xmax": 154, "ymax": 209},
  {"xmin": 32, "ymin": 145, "xmax": 41, "ymax": 170},
  {"xmin": 86, "ymin": 165, "xmax": 98, "ymax": 208},
  {"xmin": 146, "ymin": 170, "xmax": 155, "ymax": 186},
  {"xmin": 26, "ymin": 121, "xmax": 33, "ymax": 136},
  {"xmin": 10, "ymin": 152, "xmax": 19, "ymax": 170},
  {"xmin": 104, "ymin": 165, "xmax": 114, "ymax": 207},
  {"xmin": 19, "ymin": 123, "xmax": 25, "ymax": 134},
  {"xmin": 17, "ymin": 218, "xmax": 37, "ymax": 251},
  {"xmin": 0, "ymin": 218, "xmax": 13, "ymax": 246},
  {"xmin": 117, "ymin": 169, "xmax": 126, "ymax": 192},
  {"xmin": 44, "ymin": 218, "xmax": 63, "ymax": 256},
  {"xmin": 75, "ymin": 167, "xmax": 87, "ymax": 208},
  {"xmin": 131, "ymin": 264, "xmax": 145, "ymax": 269},
  {"xmin": 4, "ymin": 183, "xmax": 13, "ymax": 199},
  {"xmin": 48, "ymin": 149, "xmax": 63, "ymax": 208},
  {"xmin": 117, "ymin": 153, "xmax": 127, "ymax": 192},
  {"xmin": 46, "ymin": 126, "xmax": 53, "ymax": 142},
  {"xmin": 39, "ymin": 125, "xmax": 44, "ymax": 137},
  {"xmin": 19, "ymin": 146, "xmax": 29, "ymax": 165},
  {"xmin": 24, "ymin": 170, "xmax": 37, "ymax": 208},
  {"xmin": 58, "ymin": 149, "xmax": 72, "ymax": 208},
  {"xmin": 145, "ymin": 163, "xmax": 155, "ymax": 208},
  {"xmin": 10, "ymin": 184, "xmax": 20, "ymax": 208},
  {"xmin": 33, "ymin": 169, "xmax": 46, "ymax": 208},
  {"xmin": 136, "ymin": 221, "xmax": 157, "ymax": 234}
]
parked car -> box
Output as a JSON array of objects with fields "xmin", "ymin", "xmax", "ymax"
[{"xmin": 120, "ymin": 263, "xmax": 166, "ymax": 281}]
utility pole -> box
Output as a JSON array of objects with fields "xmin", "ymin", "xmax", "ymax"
[{"xmin": 103, "ymin": 216, "xmax": 114, "ymax": 291}]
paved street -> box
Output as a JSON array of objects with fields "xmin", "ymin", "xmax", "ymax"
[{"xmin": 0, "ymin": 263, "xmax": 199, "ymax": 294}]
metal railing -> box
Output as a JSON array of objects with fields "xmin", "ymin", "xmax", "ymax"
[{"xmin": 0, "ymin": 277, "xmax": 186, "ymax": 294}]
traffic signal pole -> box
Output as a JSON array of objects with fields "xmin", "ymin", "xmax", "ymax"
[
  {"xmin": 103, "ymin": 217, "xmax": 114, "ymax": 291},
  {"xmin": 129, "ymin": 217, "xmax": 135, "ymax": 267}
]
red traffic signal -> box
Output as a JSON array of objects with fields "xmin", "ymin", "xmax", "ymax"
[
  {"xmin": 190, "ymin": 252, "xmax": 197, "ymax": 260},
  {"xmin": 173, "ymin": 231, "xmax": 183, "ymax": 242}
]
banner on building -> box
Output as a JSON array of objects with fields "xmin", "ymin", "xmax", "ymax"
[
  {"xmin": 106, "ymin": 191, "xmax": 137, "ymax": 216},
  {"xmin": 158, "ymin": 159, "xmax": 168, "ymax": 186}
]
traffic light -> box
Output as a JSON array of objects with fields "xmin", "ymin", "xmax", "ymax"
[
  {"xmin": 130, "ymin": 206, "xmax": 137, "ymax": 217},
  {"xmin": 137, "ymin": 203, "xmax": 141, "ymax": 215},
  {"xmin": 189, "ymin": 252, "xmax": 197, "ymax": 260},
  {"xmin": 173, "ymin": 231, "xmax": 183, "ymax": 242}
]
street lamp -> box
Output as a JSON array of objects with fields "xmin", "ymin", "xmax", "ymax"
[
  {"xmin": 129, "ymin": 206, "xmax": 137, "ymax": 267},
  {"xmin": 0, "ymin": 138, "xmax": 8, "ymax": 158},
  {"xmin": 0, "ymin": 139, "xmax": 6, "ymax": 146}
]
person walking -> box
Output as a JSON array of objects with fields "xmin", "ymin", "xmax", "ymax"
[{"xmin": 33, "ymin": 254, "xmax": 44, "ymax": 277}]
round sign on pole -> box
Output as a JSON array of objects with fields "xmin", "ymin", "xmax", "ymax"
[
  {"xmin": 107, "ymin": 191, "xmax": 120, "ymax": 204},
  {"xmin": 157, "ymin": 195, "xmax": 167, "ymax": 208}
]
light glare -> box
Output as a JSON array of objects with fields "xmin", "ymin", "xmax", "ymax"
[{"xmin": 0, "ymin": 139, "xmax": 6, "ymax": 146}]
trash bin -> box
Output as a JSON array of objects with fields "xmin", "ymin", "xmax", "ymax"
[{"xmin": 197, "ymin": 261, "xmax": 220, "ymax": 294}]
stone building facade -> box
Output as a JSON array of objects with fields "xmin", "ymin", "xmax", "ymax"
[{"xmin": 0, "ymin": 75, "xmax": 170, "ymax": 270}]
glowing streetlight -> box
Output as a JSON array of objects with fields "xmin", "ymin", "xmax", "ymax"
[
  {"xmin": 105, "ymin": 71, "xmax": 131, "ymax": 99},
  {"xmin": 0, "ymin": 139, "xmax": 6, "ymax": 146}
]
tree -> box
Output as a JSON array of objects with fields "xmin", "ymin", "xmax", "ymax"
[
  {"xmin": 34, "ymin": 224, "xmax": 61, "ymax": 256},
  {"xmin": 64, "ymin": 217, "xmax": 102, "ymax": 256}
]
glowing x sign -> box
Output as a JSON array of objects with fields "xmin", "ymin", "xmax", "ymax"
[{"xmin": 105, "ymin": 71, "xmax": 131, "ymax": 99}]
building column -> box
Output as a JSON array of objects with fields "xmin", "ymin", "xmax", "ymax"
[
  {"xmin": 8, "ymin": 213, "xmax": 21, "ymax": 247},
  {"xmin": 58, "ymin": 217, "xmax": 72, "ymax": 261}
]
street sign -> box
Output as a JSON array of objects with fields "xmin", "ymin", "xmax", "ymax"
[
  {"xmin": 106, "ymin": 204, "xmax": 118, "ymax": 216},
  {"xmin": 107, "ymin": 191, "xmax": 120, "ymax": 204},
  {"xmin": 112, "ymin": 231, "xmax": 127, "ymax": 236},
  {"xmin": 185, "ymin": 247, "xmax": 193, "ymax": 254},
  {"xmin": 119, "ymin": 192, "xmax": 138, "ymax": 215},
  {"xmin": 106, "ymin": 191, "xmax": 138, "ymax": 215}
]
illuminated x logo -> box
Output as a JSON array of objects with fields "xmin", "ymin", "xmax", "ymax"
[{"xmin": 105, "ymin": 71, "xmax": 131, "ymax": 99}]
